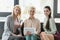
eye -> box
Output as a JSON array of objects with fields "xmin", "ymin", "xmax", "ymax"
[
  {"xmin": 46, "ymin": 10, "xmax": 49, "ymax": 12},
  {"xmin": 44, "ymin": 10, "xmax": 49, "ymax": 12},
  {"xmin": 44, "ymin": 10, "xmax": 45, "ymax": 12}
]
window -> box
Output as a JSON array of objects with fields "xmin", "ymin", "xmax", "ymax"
[
  {"xmin": 0, "ymin": 0, "xmax": 14, "ymax": 12},
  {"xmin": 19, "ymin": 0, "xmax": 53, "ymax": 22},
  {"xmin": 57, "ymin": 0, "xmax": 60, "ymax": 13}
]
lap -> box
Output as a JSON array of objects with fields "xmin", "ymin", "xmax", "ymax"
[
  {"xmin": 25, "ymin": 34, "xmax": 40, "ymax": 40},
  {"xmin": 40, "ymin": 32, "xmax": 54, "ymax": 38},
  {"xmin": 8, "ymin": 35, "xmax": 25, "ymax": 40},
  {"xmin": 40, "ymin": 32, "xmax": 53, "ymax": 36}
]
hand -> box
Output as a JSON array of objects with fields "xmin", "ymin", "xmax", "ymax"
[
  {"xmin": 17, "ymin": 34, "xmax": 22, "ymax": 37},
  {"xmin": 26, "ymin": 31, "xmax": 31, "ymax": 35},
  {"xmin": 19, "ymin": 25, "xmax": 22, "ymax": 28},
  {"xmin": 11, "ymin": 33, "xmax": 17, "ymax": 36},
  {"xmin": 11, "ymin": 33, "xmax": 22, "ymax": 37}
]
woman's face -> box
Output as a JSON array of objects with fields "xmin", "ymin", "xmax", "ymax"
[
  {"xmin": 44, "ymin": 8, "xmax": 51, "ymax": 17},
  {"xmin": 13, "ymin": 6, "xmax": 21, "ymax": 16},
  {"xmin": 30, "ymin": 8, "xmax": 35, "ymax": 16}
]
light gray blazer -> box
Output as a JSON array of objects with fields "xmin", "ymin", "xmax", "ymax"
[{"xmin": 43, "ymin": 17, "xmax": 57, "ymax": 34}]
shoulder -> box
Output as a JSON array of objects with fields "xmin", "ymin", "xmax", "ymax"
[
  {"xmin": 7, "ymin": 15, "xmax": 12, "ymax": 19},
  {"xmin": 49, "ymin": 18, "xmax": 55, "ymax": 23},
  {"xmin": 35, "ymin": 18, "xmax": 40, "ymax": 22},
  {"xmin": 35, "ymin": 18, "xmax": 40, "ymax": 23},
  {"xmin": 6, "ymin": 15, "xmax": 12, "ymax": 21},
  {"xmin": 24, "ymin": 19, "xmax": 29, "ymax": 23},
  {"xmin": 50, "ymin": 18, "xmax": 55, "ymax": 21}
]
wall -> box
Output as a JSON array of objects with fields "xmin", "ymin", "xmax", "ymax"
[{"xmin": 0, "ymin": 0, "xmax": 60, "ymax": 39}]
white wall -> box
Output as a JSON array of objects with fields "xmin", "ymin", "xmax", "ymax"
[
  {"xmin": 0, "ymin": 0, "xmax": 60, "ymax": 23},
  {"xmin": 0, "ymin": 0, "xmax": 14, "ymax": 12}
]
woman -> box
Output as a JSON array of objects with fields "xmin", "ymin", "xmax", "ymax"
[
  {"xmin": 2, "ymin": 5, "xmax": 24, "ymax": 40},
  {"xmin": 40, "ymin": 6, "xmax": 57, "ymax": 40},
  {"xmin": 24, "ymin": 7, "xmax": 41, "ymax": 40}
]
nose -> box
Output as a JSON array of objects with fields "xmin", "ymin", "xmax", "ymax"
[
  {"xmin": 16, "ymin": 9, "xmax": 19, "ymax": 13},
  {"xmin": 16, "ymin": 10, "xmax": 18, "ymax": 12}
]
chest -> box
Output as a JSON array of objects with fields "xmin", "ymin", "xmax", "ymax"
[
  {"xmin": 9, "ymin": 18, "xmax": 20, "ymax": 32},
  {"xmin": 26, "ymin": 20, "xmax": 38, "ymax": 28}
]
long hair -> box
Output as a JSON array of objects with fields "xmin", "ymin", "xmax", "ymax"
[
  {"xmin": 45, "ymin": 6, "xmax": 51, "ymax": 31},
  {"xmin": 13, "ymin": 5, "xmax": 21, "ymax": 19}
]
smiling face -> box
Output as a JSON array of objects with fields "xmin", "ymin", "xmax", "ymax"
[
  {"xmin": 29, "ymin": 7, "xmax": 35, "ymax": 17},
  {"xmin": 13, "ymin": 5, "xmax": 21, "ymax": 17},
  {"xmin": 44, "ymin": 8, "xmax": 51, "ymax": 17}
]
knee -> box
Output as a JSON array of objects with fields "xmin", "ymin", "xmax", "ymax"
[
  {"xmin": 25, "ymin": 35, "xmax": 30, "ymax": 37},
  {"xmin": 47, "ymin": 34, "xmax": 54, "ymax": 39},
  {"xmin": 47, "ymin": 34, "xmax": 54, "ymax": 38},
  {"xmin": 25, "ymin": 35, "xmax": 31, "ymax": 38},
  {"xmin": 40, "ymin": 32, "xmax": 45, "ymax": 36}
]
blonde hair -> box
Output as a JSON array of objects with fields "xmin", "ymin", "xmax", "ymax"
[
  {"xmin": 13, "ymin": 5, "xmax": 21, "ymax": 10},
  {"xmin": 12, "ymin": 5, "xmax": 21, "ymax": 18}
]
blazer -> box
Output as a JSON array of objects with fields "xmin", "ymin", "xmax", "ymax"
[{"xmin": 43, "ymin": 17, "xmax": 57, "ymax": 34}]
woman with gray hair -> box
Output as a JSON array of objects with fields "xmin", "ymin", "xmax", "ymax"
[{"xmin": 24, "ymin": 6, "xmax": 41, "ymax": 40}]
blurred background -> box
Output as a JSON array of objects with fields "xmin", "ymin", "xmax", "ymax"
[{"xmin": 0, "ymin": 0, "xmax": 60, "ymax": 40}]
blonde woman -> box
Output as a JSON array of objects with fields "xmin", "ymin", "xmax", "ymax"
[
  {"xmin": 24, "ymin": 7, "xmax": 41, "ymax": 40},
  {"xmin": 2, "ymin": 5, "xmax": 24, "ymax": 40},
  {"xmin": 40, "ymin": 6, "xmax": 57, "ymax": 40}
]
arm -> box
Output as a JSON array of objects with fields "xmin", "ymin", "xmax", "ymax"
[
  {"xmin": 24, "ymin": 20, "xmax": 27, "ymax": 35},
  {"xmin": 43, "ymin": 18, "xmax": 57, "ymax": 34},
  {"xmin": 36, "ymin": 20, "xmax": 41, "ymax": 34},
  {"xmin": 2, "ymin": 16, "xmax": 12, "ymax": 40},
  {"xmin": 47, "ymin": 18, "xmax": 57, "ymax": 34},
  {"xmin": 43, "ymin": 21, "xmax": 48, "ymax": 33},
  {"xmin": 24, "ymin": 20, "xmax": 32, "ymax": 35}
]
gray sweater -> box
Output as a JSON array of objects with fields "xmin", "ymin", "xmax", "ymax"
[{"xmin": 2, "ymin": 15, "xmax": 22, "ymax": 40}]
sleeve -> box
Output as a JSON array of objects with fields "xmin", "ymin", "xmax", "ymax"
[
  {"xmin": 48, "ymin": 18, "xmax": 57, "ymax": 34},
  {"xmin": 43, "ymin": 21, "xmax": 48, "ymax": 33},
  {"xmin": 43, "ymin": 26, "xmax": 48, "ymax": 34},
  {"xmin": 36, "ymin": 20, "xmax": 41, "ymax": 34},
  {"xmin": 23, "ymin": 20, "xmax": 27, "ymax": 35},
  {"xmin": 24, "ymin": 20, "xmax": 27, "ymax": 27},
  {"xmin": 2, "ymin": 16, "xmax": 12, "ymax": 40}
]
